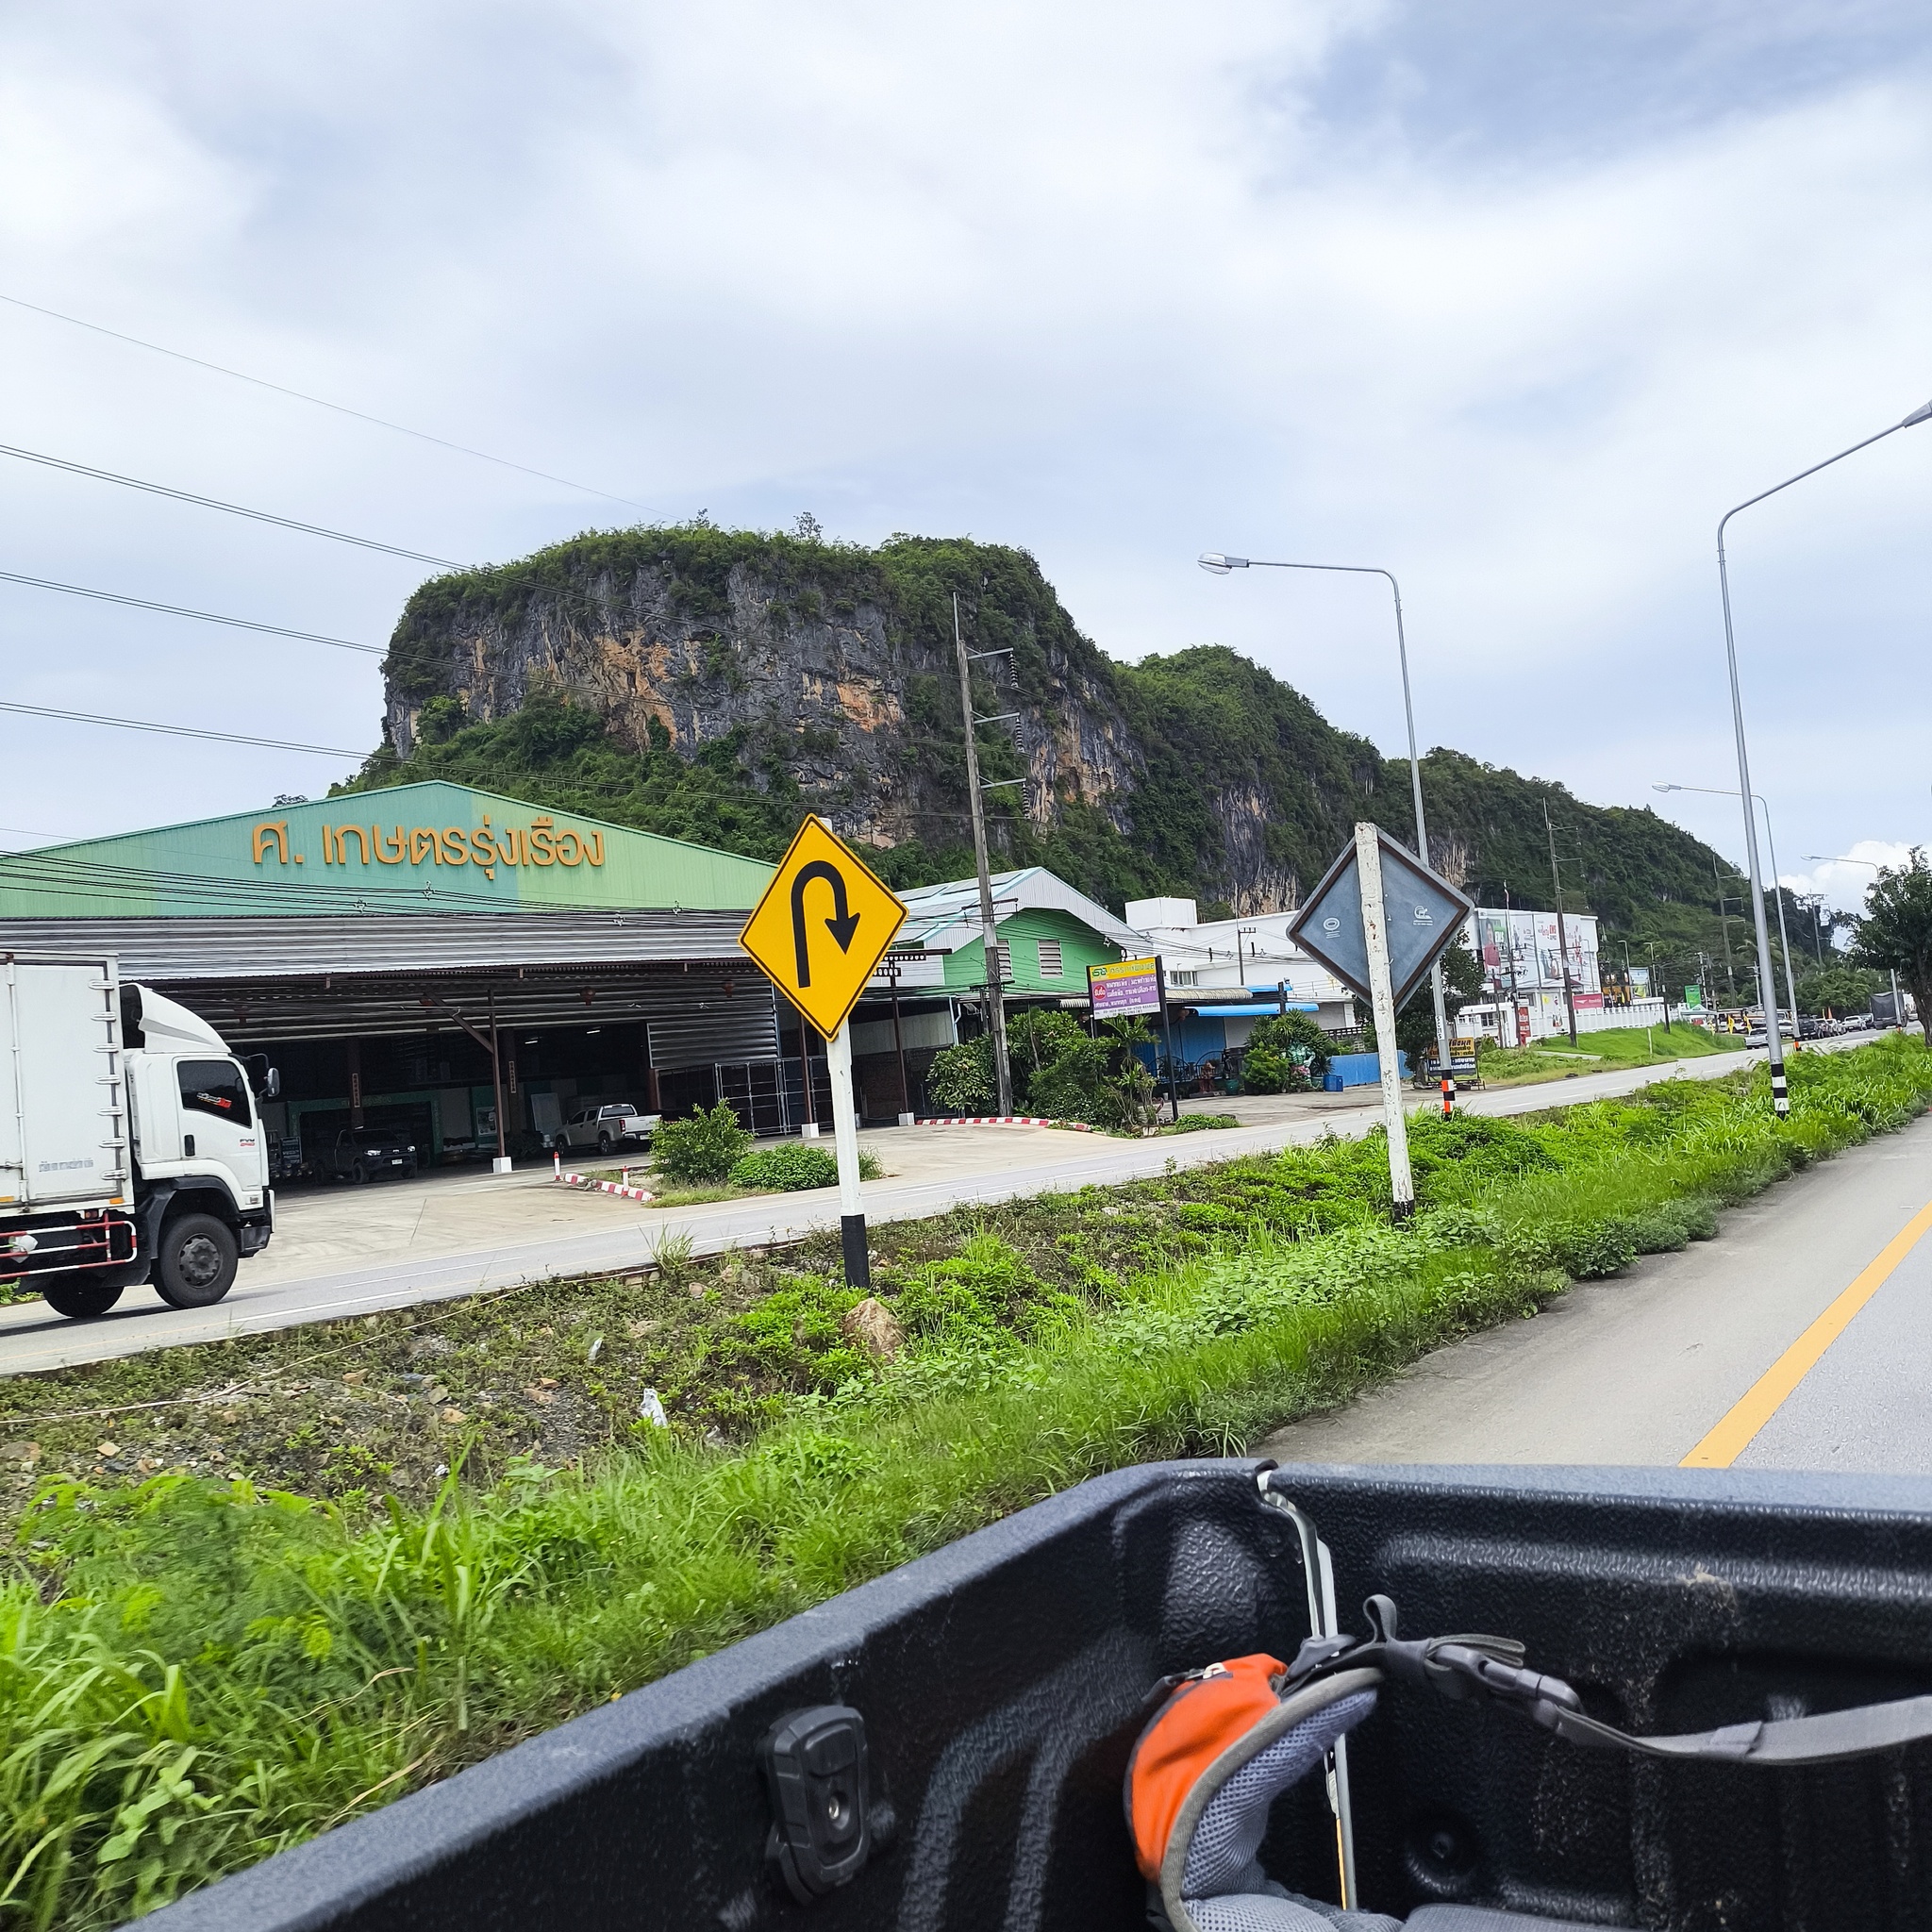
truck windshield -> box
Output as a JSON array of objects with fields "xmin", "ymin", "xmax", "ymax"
[{"xmin": 179, "ymin": 1059, "xmax": 253, "ymax": 1128}]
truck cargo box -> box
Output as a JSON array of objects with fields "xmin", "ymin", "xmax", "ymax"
[
  {"xmin": 142, "ymin": 1458, "xmax": 1932, "ymax": 1932},
  {"xmin": 0, "ymin": 953, "xmax": 127, "ymax": 1213}
]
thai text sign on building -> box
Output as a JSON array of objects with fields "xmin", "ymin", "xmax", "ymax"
[
  {"xmin": 254, "ymin": 812, "xmax": 605, "ymax": 884},
  {"xmin": 1089, "ymin": 957, "xmax": 1163, "ymax": 1018}
]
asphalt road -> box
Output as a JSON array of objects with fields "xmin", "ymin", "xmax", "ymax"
[
  {"xmin": 1263, "ymin": 1103, "xmax": 1932, "ymax": 1474},
  {"xmin": 0, "ymin": 1034, "xmax": 1854, "ymax": 1377}
]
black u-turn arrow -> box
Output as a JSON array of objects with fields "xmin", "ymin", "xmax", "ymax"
[{"xmin": 791, "ymin": 860, "xmax": 860, "ymax": 987}]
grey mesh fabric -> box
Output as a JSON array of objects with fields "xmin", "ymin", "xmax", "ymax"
[
  {"xmin": 1180, "ymin": 1690, "xmax": 1378, "ymax": 1899},
  {"xmin": 1190, "ymin": 1891, "xmax": 1400, "ymax": 1932},
  {"xmin": 1406, "ymin": 1912, "xmax": 1637, "ymax": 1932}
]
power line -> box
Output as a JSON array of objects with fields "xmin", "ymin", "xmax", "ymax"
[
  {"xmin": 0, "ymin": 568, "xmax": 381, "ymax": 654},
  {"xmin": 0, "ymin": 290, "xmax": 653, "ymax": 516},
  {"xmin": 0, "ymin": 699, "xmax": 358, "ymax": 758},
  {"xmin": 0, "ymin": 441, "xmax": 465, "ymax": 570}
]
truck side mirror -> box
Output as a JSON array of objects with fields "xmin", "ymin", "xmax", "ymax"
[
  {"xmin": 244, "ymin": 1055, "xmax": 281, "ymax": 1099},
  {"xmin": 264, "ymin": 1067, "xmax": 281, "ymax": 1099}
]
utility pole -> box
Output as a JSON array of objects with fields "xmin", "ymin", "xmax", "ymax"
[
  {"xmin": 1502, "ymin": 889, "xmax": 1523, "ymax": 1047},
  {"xmin": 1712, "ymin": 860, "xmax": 1740, "ymax": 997},
  {"xmin": 953, "ymin": 592, "xmax": 1012, "ymax": 1115},
  {"xmin": 1543, "ymin": 802, "xmax": 1579, "ymax": 1047}
]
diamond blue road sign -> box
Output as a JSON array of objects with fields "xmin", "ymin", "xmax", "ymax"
[{"xmin": 1288, "ymin": 828, "xmax": 1474, "ymax": 1008}]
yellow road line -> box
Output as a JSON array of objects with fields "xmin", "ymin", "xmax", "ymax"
[{"xmin": 1682, "ymin": 1198, "xmax": 1932, "ymax": 1468}]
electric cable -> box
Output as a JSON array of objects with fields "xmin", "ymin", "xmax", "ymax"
[
  {"xmin": 0, "ymin": 441, "xmax": 465, "ymax": 569},
  {"xmin": 0, "ymin": 568, "xmax": 382, "ymax": 654},
  {"xmin": 0, "ymin": 699, "xmax": 357, "ymax": 757},
  {"xmin": 0, "ymin": 289, "xmax": 653, "ymax": 514}
]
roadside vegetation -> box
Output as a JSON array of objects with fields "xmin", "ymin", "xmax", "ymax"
[
  {"xmin": 4, "ymin": 1039, "xmax": 1931, "ymax": 1927},
  {"xmin": 1478, "ymin": 1021, "xmax": 1734, "ymax": 1086}
]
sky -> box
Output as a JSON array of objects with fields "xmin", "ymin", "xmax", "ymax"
[{"xmin": 0, "ymin": 0, "xmax": 1927, "ymax": 912}]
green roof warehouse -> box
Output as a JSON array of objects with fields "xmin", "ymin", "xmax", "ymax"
[
  {"xmin": 0, "ymin": 781, "xmax": 786, "ymax": 1168},
  {"xmin": 0, "ymin": 785, "xmax": 1146, "ymax": 1164}
]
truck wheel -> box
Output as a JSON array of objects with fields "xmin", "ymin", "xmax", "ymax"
[
  {"xmin": 597, "ymin": 1132, "xmax": 613, "ymax": 1154},
  {"xmin": 155, "ymin": 1214, "xmax": 239, "ymax": 1308},
  {"xmin": 350, "ymin": 1161, "xmax": 368, "ymax": 1185},
  {"xmin": 43, "ymin": 1279, "xmax": 125, "ymax": 1319}
]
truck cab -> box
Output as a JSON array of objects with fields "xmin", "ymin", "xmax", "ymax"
[{"xmin": 0, "ymin": 958, "xmax": 276, "ymax": 1321}]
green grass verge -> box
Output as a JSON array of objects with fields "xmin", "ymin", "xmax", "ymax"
[
  {"xmin": 1480, "ymin": 1020, "xmax": 1734, "ymax": 1086},
  {"xmin": 4, "ymin": 1039, "xmax": 1931, "ymax": 1927}
]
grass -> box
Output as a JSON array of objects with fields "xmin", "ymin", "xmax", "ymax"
[
  {"xmin": 1479, "ymin": 1021, "xmax": 1735, "ymax": 1086},
  {"xmin": 2, "ymin": 1038, "xmax": 1930, "ymax": 1927}
]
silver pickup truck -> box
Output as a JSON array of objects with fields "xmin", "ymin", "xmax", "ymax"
[{"xmin": 553, "ymin": 1102, "xmax": 660, "ymax": 1154}]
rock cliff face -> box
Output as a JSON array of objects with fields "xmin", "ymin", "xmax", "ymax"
[
  {"xmin": 370, "ymin": 525, "xmax": 1732, "ymax": 926},
  {"xmin": 379, "ymin": 527, "xmax": 1385, "ymax": 910},
  {"xmin": 385, "ymin": 530, "xmax": 1148, "ymax": 857}
]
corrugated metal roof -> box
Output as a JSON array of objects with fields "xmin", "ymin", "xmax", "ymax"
[
  {"xmin": 0, "ymin": 911, "xmax": 755, "ymax": 982},
  {"xmin": 891, "ymin": 867, "xmax": 1146, "ymax": 954}
]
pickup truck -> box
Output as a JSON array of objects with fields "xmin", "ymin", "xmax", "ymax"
[
  {"xmin": 318, "ymin": 1127, "xmax": 420, "ymax": 1184},
  {"xmin": 143, "ymin": 1458, "xmax": 1932, "ymax": 1930},
  {"xmin": 554, "ymin": 1101, "xmax": 659, "ymax": 1154}
]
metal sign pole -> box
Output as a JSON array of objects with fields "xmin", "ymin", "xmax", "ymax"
[
  {"xmin": 825, "ymin": 1018, "xmax": 870, "ymax": 1288},
  {"xmin": 1156, "ymin": 955, "xmax": 1181, "ymax": 1123},
  {"xmin": 1356, "ymin": 823, "xmax": 1414, "ymax": 1222}
]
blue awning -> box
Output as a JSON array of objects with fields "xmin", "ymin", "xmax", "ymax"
[{"xmin": 1188, "ymin": 1003, "xmax": 1321, "ymax": 1017}]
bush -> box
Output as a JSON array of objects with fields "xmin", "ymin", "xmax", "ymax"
[
  {"xmin": 1241, "ymin": 1045, "xmax": 1299, "ymax": 1094},
  {"xmin": 1247, "ymin": 1011, "xmax": 1332, "ymax": 1077},
  {"xmin": 1093, "ymin": 1058, "xmax": 1162, "ymax": 1132},
  {"xmin": 925, "ymin": 1038, "xmax": 995, "ymax": 1111},
  {"xmin": 652, "ymin": 1102, "xmax": 753, "ymax": 1182},
  {"xmin": 729, "ymin": 1144, "xmax": 883, "ymax": 1191}
]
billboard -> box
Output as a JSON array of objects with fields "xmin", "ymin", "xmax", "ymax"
[
  {"xmin": 1089, "ymin": 957, "xmax": 1163, "ymax": 1018},
  {"xmin": 1469, "ymin": 908, "xmax": 1600, "ymax": 996}
]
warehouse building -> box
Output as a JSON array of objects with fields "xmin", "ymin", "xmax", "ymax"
[{"xmin": 0, "ymin": 783, "xmax": 781, "ymax": 1170}]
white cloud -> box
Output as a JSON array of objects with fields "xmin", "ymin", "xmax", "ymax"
[
  {"xmin": 0, "ymin": 0, "xmax": 1924, "ymax": 873},
  {"xmin": 1786, "ymin": 841, "xmax": 1921, "ymax": 911}
]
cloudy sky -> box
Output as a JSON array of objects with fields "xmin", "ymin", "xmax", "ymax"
[{"xmin": 1, "ymin": 0, "xmax": 1927, "ymax": 908}]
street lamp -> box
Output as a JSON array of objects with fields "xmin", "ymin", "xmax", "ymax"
[
  {"xmin": 1198, "ymin": 552, "xmax": 1455, "ymax": 1087},
  {"xmin": 1713, "ymin": 394, "xmax": 1932, "ymax": 1117},
  {"xmin": 1804, "ymin": 854, "xmax": 1906, "ymax": 1028},
  {"xmin": 1654, "ymin": 783, "xmax": 1799, "ymax": 1037}
]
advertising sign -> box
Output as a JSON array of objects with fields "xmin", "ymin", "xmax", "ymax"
[
  {"xmin": 1683, "ymin": 985, "xmax": 1704, "ymax": 1009},
  {"xmin": 1089, "ymin": 957, "xmax": 1163, "ymax": 1017}
]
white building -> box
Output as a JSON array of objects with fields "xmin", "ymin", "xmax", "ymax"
[{"xmin": 1122, "ymin": 898, "xmax": 1358, "ymax": 1044}]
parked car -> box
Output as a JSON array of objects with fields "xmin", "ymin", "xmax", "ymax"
[
  {"xmin": 555, "ymin": 1102, "xmax": 661, "ymax": 1153},
  {"xmin": 320, "ymin": 1126, "xmax": 419, "ymax": 1183}
]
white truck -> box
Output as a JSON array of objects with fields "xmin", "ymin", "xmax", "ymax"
[{"xmin": 0, "ymin": 954, "xmax": 275, "ymax": 1320}]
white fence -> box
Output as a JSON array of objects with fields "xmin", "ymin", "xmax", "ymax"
[{"xmin": 1572, "ymin": 999, "xmax": 1669, "ymax": 1035}]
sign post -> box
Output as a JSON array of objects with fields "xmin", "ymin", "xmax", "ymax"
[
  {"xmin": 1355, "ymin": 824, "xmax": 1414, "ymax": 1220},
  {"xmin": 1087, "ymin": 955, "xmax": 1179, "ymax": 1121},
  {"xmin": 739, "ymin": 816, "xmax": 908, "ymax": 1288},
  {"xmin": 1288, "ymin": 823, "xmax": 1474, "ymax": 1224}
]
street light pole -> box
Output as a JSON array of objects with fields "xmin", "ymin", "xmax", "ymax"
[
  {"xmin": 1655, "ymin": 783, "xmax": 1800, "ymax": 1041},
  {"xmin": 1713, "ymin": 395, "xmax": 1932, "ymax": 1116},
  {"xmin": 1200, "ymin": 552, "xmax": 1456, "ymax": 1099},
  {"xmin": 1805, "ymin": 854, "xmax": 1905, "ymax": 1029}
]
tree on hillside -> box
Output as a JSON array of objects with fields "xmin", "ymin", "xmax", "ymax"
[{"xmin": 1854, "ymin": 852, "xmax": 1932, "ymax": 1047}]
